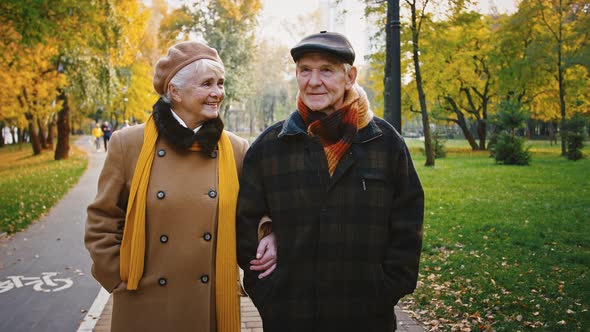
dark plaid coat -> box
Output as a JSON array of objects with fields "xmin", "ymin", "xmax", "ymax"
[{"xmin": 237, "ymin": 111, "xmax": 424, "ymax": 332}]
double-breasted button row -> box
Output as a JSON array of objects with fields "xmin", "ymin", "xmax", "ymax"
[
  {"xmin": 208, "ymin": 190, "xmax": 217, "ymax": 198},
  {"xmin": 158, "ymin": 233, "xmax": 211, "ymax": 243},
  {"xmin": 158, "ymin": 275, "xmax": 210, "ymax": 286}
]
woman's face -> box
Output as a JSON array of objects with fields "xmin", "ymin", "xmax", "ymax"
[{"xmin": 172, "ymin": 67, "xmax": 225, "ymax": 126}]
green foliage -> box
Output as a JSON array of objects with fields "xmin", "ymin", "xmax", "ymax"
[
  {"xmin": 433, "ymin": 129, "xmax": 447, "ymax": 159},
  {"xmin": 0, "ymin": 143, "xmax": 87, "ymax": 234},
  {"xmin": 409, "ymin": 144, "xmax": 590, "ymax": 331},
  {"xmin": 490, "ymin": 99, "xmax": 532, "ymax": 165},
  {"xmin": 489, "ymin": 132, "xmax": 532, "ymax": 165},
  {"xmin": 561, "ymin": 114, "xmax": 588, "ymax": 161},
  {"xmin": 173, "ymin": 0, "xmax": 262, "ymax": 113}
]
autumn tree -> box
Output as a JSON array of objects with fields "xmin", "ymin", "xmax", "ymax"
[
  {"xmin": 0, "ymin": 3, "xmax": 68, "ymax": 155},
  {"xmin": 425, "ymin": 11, "xmax": 496, "ymax": 150},
  {"xmin": 523, "ymin": 0, "xmax": 590, "ymax": 155},
  {"xmin": 164, "ymin": 0, "xmax": 262, "ymax": 118}
]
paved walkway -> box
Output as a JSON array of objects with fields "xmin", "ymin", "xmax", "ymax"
[
  {"xmin": 92, "ymin": 293, "xmax": 426, "ymax": 331},
  {"xmin": 70, "ymin": 135, "xmax": 426, "ymax": 332}
]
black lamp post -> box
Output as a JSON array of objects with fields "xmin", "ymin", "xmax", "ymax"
[{"xmin": 383, "ymin": 0, "xmax": 402, "ymax": 134}]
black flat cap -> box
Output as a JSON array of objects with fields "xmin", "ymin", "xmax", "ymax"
[{"xmin": 290, "ymin": 31, "xmax": 355, "ymax": 65}]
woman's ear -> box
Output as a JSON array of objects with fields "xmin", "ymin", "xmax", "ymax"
[{"xmin": 168, "ymin": 84, "xmax": 182, "ymax": 103}]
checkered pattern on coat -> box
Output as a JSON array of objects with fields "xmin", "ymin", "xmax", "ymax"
[{"xmin": 237, "ymin": 112, "xmax": 424, "ymax": 332}]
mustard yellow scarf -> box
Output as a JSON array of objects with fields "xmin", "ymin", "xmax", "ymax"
[{"xmin": 120, "ymin": 115, "xmax": 241, "ymax": 331}]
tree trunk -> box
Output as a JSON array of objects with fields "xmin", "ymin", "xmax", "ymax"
[
  {"xmin": 445, "ymin": 96, "xmax": 479, "ymax": 150},
  {"xmin": 477, "ymin": 120, "xmax": 486, "ymax": 150},
  {"xmin": 0, "ymin": 123, "xmax": 4, "ymax": 147},
  {"xmin": 46, "ymin": 114, "xmax": 55, "ymax": 149},
  {"xmin": 26, "ymin": 114, "xmax": 42, "ymax": 155},
  {"xmin": 410, "ymin": 1, "xmax": 434, "ymax": 166},
  {"xmin": 54, "ymin": 90, "xmax": 70, "ymax": 160},
  {"xmin": 37, "ymin": 118, "xmax": 48, "ymax": 149},
  {"xmin": 556, "ymin": 4, "xmax": 566, "ymax": 156},
  {"xmin": 457, "ymin": 120, "xmax": 479, "ymax": 150}
]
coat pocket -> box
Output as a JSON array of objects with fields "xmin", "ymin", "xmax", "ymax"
[
  {"xmin": 370, "ymin": 264, "xmax": 397, "ymax": 310},
  {"xmin": 244, "ymin": 267, "xmax": 282, "ymax": 312},
  {"xmin": 259, "ymin": 267, "xmax": 282, "ymax": 312}
]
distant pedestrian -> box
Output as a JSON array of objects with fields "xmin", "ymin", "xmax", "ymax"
[
  {"xmin": 237, "ymin": 31, "xmax": 424, "ymax": 331},
  {"xmin": 100, "ymin": 121, "xmax": 112, "ymax": 151},
  {"xmin": 91, "ymin": 122, "xmax": 103, "ymax": 151}
]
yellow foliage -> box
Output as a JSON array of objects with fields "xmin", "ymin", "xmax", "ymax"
[
  {"xmin": 127, "ymin": 60, "xmax": 158, "ymax": 123},
  {"xmin": 218, "ymin": 0, "xmax": 261, "ymax": 21},
  {"xmin": 0, "ymin": 23, "xmax": 65, "ymax": 124}
]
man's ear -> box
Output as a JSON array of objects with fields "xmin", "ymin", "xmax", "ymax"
[
  {"xmin": 345, "ymin": 66, "xmax": 358, "ymax": 90},
  {"xmin": 169, "ymin": 84, "xmax": 182, "ymax": 103}
]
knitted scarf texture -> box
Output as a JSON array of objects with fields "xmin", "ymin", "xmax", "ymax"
[{"xmin": 297, "ymin": 85, "xmax": 373, "ymax": 175}]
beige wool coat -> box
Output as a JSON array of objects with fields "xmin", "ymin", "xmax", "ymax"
[{"xmin": 85, "ymin": 123, "xmax": 248, "ymax": 332}]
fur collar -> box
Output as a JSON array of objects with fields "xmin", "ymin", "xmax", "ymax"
[{"xmin": 152, "ymin": 98, "xmax": 224, "ymax": 154}]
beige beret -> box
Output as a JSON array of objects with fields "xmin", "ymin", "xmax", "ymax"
[{"xmin": 153, "ymin": 41, "xmax": 223, "ymax": 96}]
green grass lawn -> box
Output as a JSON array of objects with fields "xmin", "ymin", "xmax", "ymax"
[
  {"xmin": 0, "ymin": 143, "xmax": 88, "ymax": 234},
  {"xmin": 405, "ymin": 139, "xmax": 590, "ymax": 331}
]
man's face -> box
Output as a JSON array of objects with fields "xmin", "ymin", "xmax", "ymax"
[{"xmin": 296, "ymin": 53, "xmax": 356, "ymax": 115}]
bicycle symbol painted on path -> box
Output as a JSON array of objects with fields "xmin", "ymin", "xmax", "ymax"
[{"xmin": 0, "ymin": 272, "xmax": 73, "ymax": 293}]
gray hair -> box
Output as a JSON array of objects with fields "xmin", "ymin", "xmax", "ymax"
[{"xmin": 161, "ymin": 58, "xmax": 225, "ymax": 103}]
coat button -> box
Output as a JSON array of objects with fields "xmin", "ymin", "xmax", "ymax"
[
  {"xmin": 158, "ymin": 277, "xmax": 167, "ymax": 286},
  {"xmin": 200, "ymin": 275, "xmax": 209, "ymax": 283},
  {"xmin": 209, "ymin": 151, "xmax": 218, "ymax": 159},
  {"xmin": 203, "ymin": 232, "xmax": 212, "ymax": 241},
  {"xmin": 157, "ymin": 149, "xmax": 166, "ymax": 157},
  {"xmin": 160, "ymin": 235, "xmax": 168, "ymax": 243},
  {"xmin": 157, "ymin": 191, "xmax": 166, "ymax": 199},
  {"xmin": 208, "ymin": 190, "xmax": 217, "ymax": 198}
]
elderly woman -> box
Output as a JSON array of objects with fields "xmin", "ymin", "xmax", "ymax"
[{"xmin": 85, "ymin": 41, "xmax": 276, "ymax": 332}]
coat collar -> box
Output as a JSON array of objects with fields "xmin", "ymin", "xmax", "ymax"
[{"xmin": 278, "ymin": 111, "xmax": 383, "ymax": 143}]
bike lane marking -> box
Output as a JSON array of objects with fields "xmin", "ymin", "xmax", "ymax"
[
  {"xmin": 0, "ymin": 272, "xmax": 74, "ymax": 293},
  {"xmin": 77, "ymin": 287, "xmax": 109, "ymax": 332}
]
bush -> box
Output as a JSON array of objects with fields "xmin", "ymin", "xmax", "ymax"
[
  {"xmin": 433, "ymin": 130, "xmax": 447, "ymax": 159},
  {"xmin": 489, "ymin": 98, "xmax": 532, "ymax": 165},
  {"xmin": 489, "ymin": 132, "xmax": 532, "ymax": 165},
  {"xmin": 560, "ymin": 114, "xmax": 587, "ymax": 161}
]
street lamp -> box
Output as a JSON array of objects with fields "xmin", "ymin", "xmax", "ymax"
[{"xmin": 384, "ymin": 0, "xmax": 402, "ymax": 134}]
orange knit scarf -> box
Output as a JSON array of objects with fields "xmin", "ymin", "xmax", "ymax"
[{"xmin": 297, "ymin": 85, "xmax": 373, "ymax": 175}]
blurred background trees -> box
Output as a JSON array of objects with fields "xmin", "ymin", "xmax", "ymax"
[{"xmin": 0, "ymin": 0, "xmax": 588, "ymax": 161}]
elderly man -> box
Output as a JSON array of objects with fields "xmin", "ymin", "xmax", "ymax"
[{"xmin": 237, "ymin": 31, "xmax": 424, "ymax": 331}]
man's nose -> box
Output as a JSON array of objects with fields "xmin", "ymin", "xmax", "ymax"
[{"xmin": 309, "ymin": 70, "xmax": 322, "ymax": 86}]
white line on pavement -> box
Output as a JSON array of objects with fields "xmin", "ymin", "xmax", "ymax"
[{"xmin": 77, "ymin": 287, "xmax": 110, "ymax": 332}]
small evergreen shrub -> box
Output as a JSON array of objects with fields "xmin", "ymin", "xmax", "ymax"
[
  {"xmin": 489, "ymin": 132, "xmax": 531, "ymax": 165},
  {"xmin": 489, "ymin": 99, "xmax": 532, "ymax": 165},
  {"xmin": 560, "ymin": 114, "xmax": 587, "ymax": 161},
  {"xmin": 433, "ymin": 130, "xmax": 447, "ymax": 159}
]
